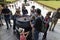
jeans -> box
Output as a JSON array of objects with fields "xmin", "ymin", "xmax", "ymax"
[
  {"xmin": 34, "ymin": 29, "xmax": 39, "ymax": 40},
  {"xmin": 13, "ymin": 19, "xmax": 16, "ymax": 30}
]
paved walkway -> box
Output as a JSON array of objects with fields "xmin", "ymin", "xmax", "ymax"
[
  {"xmin": 0, "ymin": 20, "xmax": 60, "ymax": 40},
  {"xmin": 0, "ymin": 26, "xmax": 18, "ymax": 40}
]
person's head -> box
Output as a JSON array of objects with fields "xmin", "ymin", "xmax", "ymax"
[
  {"xmin": 46, "ymin": 11, "xmax": 51, "ymax": 17},
  {"xmin": 57, "ymin": 8, "xmax": 60, "ymax": 13},
  {"xmin": 31, "ymin": 16, "xmax": 35, "ymax": 20},
  {"xmin": 15, "ymin": 8, "xmax": 21, "ymax": 15},
  {"xmin": 36, "ymin": 8, "xmax": 41, "ymax": 16},
  {"xmin": 31, "ymin": 6, "xmax": 35, "ymax": 9}
]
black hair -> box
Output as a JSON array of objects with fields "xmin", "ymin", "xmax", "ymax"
[
  {"xmin": 57, "ymin": 8, "xmax": 60, "ymax": 11},
  {"xmin": 32, "ymin": 6, "xmax": 35, "ymax": 8},
  {"xmin": 36, "ymin": 8, "xmax": 41, "ymax": 15},
  {"xmin": 32, "ymin": 16, "xmax": 35, "ymax": 20},
  {"xmin": 46, "ymin": 11, "xmax": 51, "ymax": 16},
  {"xmin": 16, "ymin": 9, "xmax": 20, "ymax": 13}
]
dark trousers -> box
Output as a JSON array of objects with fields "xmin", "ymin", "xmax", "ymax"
[
  {"xmin": 43, "ymin": 25, "xmax": 49, "ymax": 39},
  {"xmin": 13, "ymin": 20, "xmax": 16, "ymax": 30},
  {"xmin": 5, "ymin": 18, "xmax": 11, "ymax": 29},
  {"xmin": 26, "ymin": 31, "xmax": 32, "ymax": 40}
]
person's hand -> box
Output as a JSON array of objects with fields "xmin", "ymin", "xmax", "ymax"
[
  {"xmin": 31, "ymin": 24, "xmax": 34, "ymax": 28},
  {"xmin": 25, "ymin": 32, "xmax": 29, "ymax": 37}
]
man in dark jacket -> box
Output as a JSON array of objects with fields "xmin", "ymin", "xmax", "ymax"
[
  {"xmin": 34, "ymin": 8, "xmax": 43, "ymax": 40},
  {"xmin": 1, "ymin": 5, "xmax": 11, "ymax": 29},
  {"xmin": 22, "ymin": 6, "xmax": 28, "ymax": 16}
]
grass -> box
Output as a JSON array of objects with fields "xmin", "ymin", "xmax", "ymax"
[
  {"xmin": 5, "ymin": 0, "xmax": 16, "ymax": 2},
  {"xmin": 36, "ymin": 1, "xmax": 60, "ymax": 9}
]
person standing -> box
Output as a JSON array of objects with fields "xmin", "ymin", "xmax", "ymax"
[
  {"xmin": 30, "ymin": 16, "xmax": 35, "ymax": 40},
  {"xmin": 1, "ymin": 5, "xmax": 12, "ymax": 29},
  {"xmin": 34, "ymin": 8, "xmax": 44, "ymax": 40},
  {"xmin": 49, "ymin": 8, "xmax": 60, "ymax": 31},
  {"xmin": 42, "ymin": 11, "xmax": 51, "ymax": 40},
  {"xmin": 22, "ymin": 6, "xmax": 28, "ymax": 16},
  {"xmin": 13, "ymin": 8, "xmax": 21, "ymax": 31},
  {"xmin": 30, "ymin": 6, "xmax": 36, "ymax": 17}
]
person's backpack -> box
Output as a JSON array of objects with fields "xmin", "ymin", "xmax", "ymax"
[
  {"xmin": 34, "ymin": 16, "xmax": 47, "ymax": 33},
  {"xmin": 40, "ymin": 16, "xmax": 47, "ymax": 33},
  {"xmin": 34, "ymin": 17, "xmax": 42, "ymax": 32}
]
